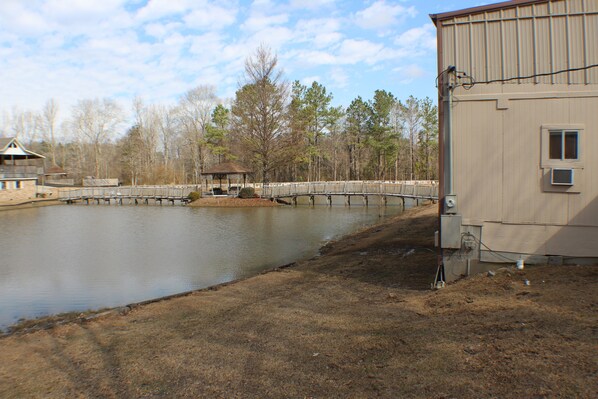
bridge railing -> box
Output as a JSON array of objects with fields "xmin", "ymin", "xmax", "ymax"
[
  {"xmin": 58, "ymin": 182, "xmax": 438, "ymax": 201},
  {"xmin": 58, "ymin": 185, "xmax": 201, "ymax": 201},
  {"xmin": 261, "ymin": 181, "xmax": 438, "ymax": 199}
]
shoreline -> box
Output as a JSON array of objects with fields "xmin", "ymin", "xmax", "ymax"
[
  {"xmin": 0, "ymin": 198, "xmax": 62, "ymax": 211},
  {"xmin": 1, "ymin": 203, "xmax": 595, "ymax": 398},
  {"xmin": 1, "ymin": 202, "xmax": 398, "ymax": 336},
  {"xmin": 3, "ymin": 260, "xmax": 299, "ymax": 337}
]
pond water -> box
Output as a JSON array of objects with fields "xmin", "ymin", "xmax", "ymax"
[{"xmin": 0, "ymin": 201, "xmax": 407, "ymax": 330}]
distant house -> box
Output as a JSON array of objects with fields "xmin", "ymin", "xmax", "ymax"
[
  {"xmin": 0, "ymin": 137, "xmax": 45, "ymax": 201},
  {"xmin": 44, "ymin": 165, "xmax": 75, "ymax": 187},
  {"xmin": 431, "ymin": 0, "xmax": 598, "ymax": 280}
]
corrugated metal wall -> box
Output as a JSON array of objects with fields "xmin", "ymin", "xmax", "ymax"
[
  {"xmin": 440, "ymin": 0, "xmax": 598, "ymax": 84},
  {"xmin": 437, "ymin": 0, "xmax": 598, "ymax": 258}
]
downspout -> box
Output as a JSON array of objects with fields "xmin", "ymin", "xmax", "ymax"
[{"xmin": 445, "ymin": 66, "xmax": 456, "ymax": 197}]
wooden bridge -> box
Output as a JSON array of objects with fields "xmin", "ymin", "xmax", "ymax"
[
  {"xmin": 262, "ymin": 181, "xmax": 438, "ymax": 206},
  {"xmin": 58, "ymin": 186, "xmax": 200, "ymax": 205},
  {"xmin": 57, "ymin": 181, "xmax": 438, "ymax": 207}
]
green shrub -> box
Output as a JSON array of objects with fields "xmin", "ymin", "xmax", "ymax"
[
  {"xmin": 238, "ymin": 187, "xmax": 255, "ymax": 199},
  {"xmin": 187, "ymin": 191, "xmax": 201, "ymax": 202}
]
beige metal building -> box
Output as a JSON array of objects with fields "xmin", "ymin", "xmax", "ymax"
[{"xmin": 431, "ymin": 0, "xmax": 598, "ymax": 280}]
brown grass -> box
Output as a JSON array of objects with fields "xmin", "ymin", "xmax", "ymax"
[{"xmin": 0, "ymin": 204, "xmax": 596, "ymax": 398}]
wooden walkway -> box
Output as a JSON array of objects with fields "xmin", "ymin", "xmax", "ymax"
[
  {"xmin": 58, "ymin": 186, "xmax": 200, "ymax": 205},
  {"xmin": 57, "ymin": 181, "xmax": 438, "ymax": 207},
  {"xmin": 262, "ymin": 181, "xmax": 438, "ymax": 206}
]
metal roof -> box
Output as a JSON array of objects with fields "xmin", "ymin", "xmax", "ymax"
[{"xmin": 430, "ymin": 0, "xmax": 548, "ymax": 24}]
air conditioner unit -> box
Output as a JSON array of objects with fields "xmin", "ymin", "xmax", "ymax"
[{"xmin": 551, "ymin": 168, "xmax": 574, "ymax": 186}]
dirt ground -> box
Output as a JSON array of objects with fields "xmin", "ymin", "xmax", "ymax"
[{"xmin": 0, "ymin": 204, "xmax": 596, "ymax": 398}]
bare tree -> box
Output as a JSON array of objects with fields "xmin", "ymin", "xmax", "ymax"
[
  {"xmin": 398, "ymin": 96, "xmax": 423, "ymax": 181},
  {"xmin": 178, "ymin": 85, "xmax": 219, "ymax": 183},
  {"xmin": 155, "ymin": 105, "xmax": 179, "ymax": 169},
  {"xmin": 231, "ymin": 46, "xmax": 291, "ymax": 183},
  {"xmin": 10, "ymin": 107, "xmax": 39, "ymax": 145},
  {"xmin": 38, "ymin": 99, "xmax": 59, "ymax": 165},
  {"xmin": 70, "ymin": 98, "xmax": 124, "ymax": 177}
]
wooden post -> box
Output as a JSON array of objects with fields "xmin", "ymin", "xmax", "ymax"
[{"xmin": 380, "ymin": 196, "xmax": 387, "ymax": 207}]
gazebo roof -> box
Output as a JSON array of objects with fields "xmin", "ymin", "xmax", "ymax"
[{"xmin": 201, "ymin": 162, "xmax": 252, "ymax": 175}]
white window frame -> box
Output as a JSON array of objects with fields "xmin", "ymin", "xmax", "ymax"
[{"xmin": 541, "ymin": 124, "xmax": 584, "ymax": 169}]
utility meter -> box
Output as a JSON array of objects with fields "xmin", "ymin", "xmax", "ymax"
[{"xmin": 445, "ymin": 194, "xmax": 457, "ymax": 214}]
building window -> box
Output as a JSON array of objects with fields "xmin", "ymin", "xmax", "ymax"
[
  {"xmin": 541, "ymin": 124, "xmax": 584, "ymax": 193},
  {"xmin": 541, "ymin": 124, "xmax": 584, "ymax": 169},
  {"xmin": 0, "ymin": 181, "xmax": 4, "ymax": 190},
  {"xmin": 15, "ymin": 181, "xmax": 21, "ymax": 189},
  {"xmin": 549, "ymin": 130, "xmax": 578, "ymax": 160}
]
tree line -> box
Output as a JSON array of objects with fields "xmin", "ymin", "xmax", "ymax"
[{"xmin": 2, "ymin": 47, "xmax": 438, "ymax": 184}]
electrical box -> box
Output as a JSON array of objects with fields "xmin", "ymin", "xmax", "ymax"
[
  {"xmin": 444, "ymin": 194, "xmax": 458, "ymax": 214},
  {"xmin": 441, "ymin": 214, "xmax": 462, "ymax": 249}
]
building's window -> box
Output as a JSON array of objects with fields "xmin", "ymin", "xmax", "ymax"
[
  {"xmin": 541, "ymin": 124, "xmax": 584, "ymax": 192},
  {"xmin": 0, "ymin": 181, "xmax": 4, "ymax": 190},
  {"xmin": 15, "ymin": 181, "xmax": 21, "ymax": 189},
  {"xmin": 541, "ymin": 124, "xmax": 584, "ymax": 169},
  {"xmin": 549, "ymin": 130, "xmax": 578, "ymax": 160}
]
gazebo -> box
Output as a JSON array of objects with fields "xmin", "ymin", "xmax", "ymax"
[{"xmin": 201, "ymin": 162, "xmax": 252, "ymax": 195}]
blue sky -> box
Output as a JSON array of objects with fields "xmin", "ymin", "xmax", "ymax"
[{"xmin": 0, "ymin": 0, "xmax": 494, "ymax": 117}]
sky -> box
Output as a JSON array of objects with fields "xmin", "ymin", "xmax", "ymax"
[{"xmin": 0, "ymin": 0, "xmax": 494, "ymax": 122}]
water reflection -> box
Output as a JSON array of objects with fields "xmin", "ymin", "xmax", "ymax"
[{"xmin": 0, "ymin": 203, "xmax": 404, "ymax": 329}]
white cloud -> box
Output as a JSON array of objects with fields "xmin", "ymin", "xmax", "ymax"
[
  {"xmin": 0, "ymin": 1, "xmax": 51, "ymax": 36},
  {"xmin": 294, "ymin": 18, "xmax": 343, "ymax": 48},
  {"xmin": 301, "ymin": 76, "xmax": 321, "ymax": 85},
  {"xmin": 242, "ymin": 13, "xmax": 289, "ymax": 32},
  {"xmin": 394, "ymin": 24, "xmax": 437, "ymax": 53},
  {"xmin": 337, "ymin": 39, "xmax": 388, "ymax": 65},
  {"xmin": 135, "ymin": 0, "xmax": 191, "ymax": 22},
  {"xmin": 354, "ymin": 1, "xmax": 417, "ymax": 31},
  {"xmin": 144, "ymin": 22, "xmax": 183, "ymax": 39},
  {"xmin": 288, "ymin": 0, "xmax": 336, "ymax": 10},
  {"xmin": 0, "ymin": 0, "xmax": 455, "ymax": 121},
  {"xmin": 183, "ymin": 4, "xmax": 238, "ymax": 30},
  {"xmin": 43, "ymin": 0, "xmax": 127, "ymax": 24},
  {"xmin": 393, "ymin": 64, "xmax": 427, "ymax": 83},
  {"xmin": 329, "ymin": 67, "xmax": 348, "ymax": 89}
]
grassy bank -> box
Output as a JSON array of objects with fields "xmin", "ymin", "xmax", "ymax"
[{"xmin": 0, "ymin": 204, "xmax": 595, "ymax": 398}]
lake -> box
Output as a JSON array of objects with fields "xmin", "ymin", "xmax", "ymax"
[{"xmin": 0, "ymin": 202, "xmax": 406, "ymax": 330}]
